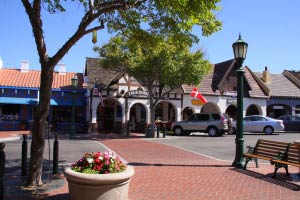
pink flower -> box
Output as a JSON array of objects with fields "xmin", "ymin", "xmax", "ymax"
[{"xmin": 71, "ymin": 151, "xmax": 126, "ymax": 174}]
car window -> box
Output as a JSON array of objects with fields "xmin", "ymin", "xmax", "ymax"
[
  {"xmin": 291, "ymin": 116, "xmax": 300, "ymax": 121},
  {"xmin": 246, "ymin": 117, "xmax": 255, "ymax": 122},
  {"xmin": 189, "ymin": 115, "xmax": 198, "ymax": 121},
  {"xmin": 198, "ymin": 114, "xmax": 209, "ymax": 121},
  {"xmin": 244, "ymin": 117, "xmax": 250, "ymax": 122},
  {"xmin": 211, "ymin": 114, "xmax": 221, "ymax": 120},
  {"xmin": 257, "ymin": 117, "xmax": 265, "ymax": 121}
]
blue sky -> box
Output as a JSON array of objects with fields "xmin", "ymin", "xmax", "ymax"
[{"xmin": 0, "ymin": 1, "xmax": 299, "ymax": 74}]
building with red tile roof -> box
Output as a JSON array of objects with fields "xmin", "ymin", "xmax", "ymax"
[{"xmin": 0, "ymin": 66, "xmax": 87, "ymax": 131}]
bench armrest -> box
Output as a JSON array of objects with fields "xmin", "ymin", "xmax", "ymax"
[
  {"xmin": 272, "ymin": 151, "xmax": 285, "ymax": 160},
  {"xmin": 246, "ymin": 146, "xmax": 255, "ymax": 154}
]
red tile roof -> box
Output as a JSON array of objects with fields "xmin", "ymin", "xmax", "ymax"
[{"xmin": 0, "ymin": 68, "xmax": 83, "ymax": 89}]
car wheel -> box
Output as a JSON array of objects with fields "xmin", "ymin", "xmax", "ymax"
[
  {"xmin": 228, "ymin": 127, "xmax": 236, "ymax": 135},
  {"xmin": 173, "ymin": 127, "xmax": 183, "ymax": 136},
  {"xmin": 207, "ymin": 127, "xmax": 218, "ymax": 137},
  {"xmin": 264, "ymin": 126, "xmax": 274, "ymax": 135}
]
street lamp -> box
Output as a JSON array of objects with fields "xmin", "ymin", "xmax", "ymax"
[
  {"xmin": 70, "ymin": 75, "xmax": 78, "ymax": 139},
  {"xmin": 232, "ymin": 34, "xmax": 248, "ymax": 168}
]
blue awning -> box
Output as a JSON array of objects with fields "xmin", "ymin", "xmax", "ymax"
[
  {"xmin": 0, "ymin": 97, "xmax": 38, "ymax": 105},
  {"xmin": 0, "ymin": 97, "xmax": 84, "ymax": 106}
]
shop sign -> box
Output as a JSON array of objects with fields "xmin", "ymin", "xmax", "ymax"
[
  {"xmin": 127, "ymin": 90, "xmax": 149, "ymax": 97},
  {"xmin": 227, "ymin": 98, "xmax": 237, "ymax": 105},
  {"xmin": 191, "ymin": 99, "xmax": 205, "ymax": 106},
  {"xmin": 224, "ymin": 91, "xmax": 237, "ymax": 97},
  {"xmin": 273, "ymin": 106, "xmax": 284, "ymax": 109}
]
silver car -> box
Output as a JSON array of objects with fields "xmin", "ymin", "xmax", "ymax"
[
  {"xmin": 171, "ymin": 113, "xmax": 228, "ymax": 137},
  {"xmin": 229, "ymin": 115, "xmax": 284, "ymax": 135}
]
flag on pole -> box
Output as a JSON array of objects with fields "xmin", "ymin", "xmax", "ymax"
[{"xmin": 190, "ymin": 87, "xmax": 207, "ymax": 103}]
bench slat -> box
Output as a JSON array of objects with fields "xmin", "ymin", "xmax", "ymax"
[{"xmin": 272, "ymin": 159, "xmax": 300, "ymax": 167}]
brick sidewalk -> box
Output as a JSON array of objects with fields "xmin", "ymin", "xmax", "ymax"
[
  {"xmin": 2, "ymin": 133, "xmax": 300, "ymax": 199},
  {"xmin": 101, "ymin": 138, "xmax": 300, "ymax": 200}
]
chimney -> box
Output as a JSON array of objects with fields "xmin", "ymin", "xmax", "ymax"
[
  {"xmin": 0, "ymin": 57, "xmax": 3, "ymax": 69},
  {"xmin": 58, "ymin": 63, "xmax": 66, "ymax": 74},
  {"xmin": 20, "ymin": 61, "xmax": 29, "ymax": 72},
  {"xmin": 262, "ymin": 66, "xmax": 271, "ymax": 83}
]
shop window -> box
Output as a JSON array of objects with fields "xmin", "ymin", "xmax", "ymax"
[
  {"xmin": 267, "ymin": 104, "xmax": 291, "ymax": 118},
  {"xmin": 296, "ymin": 105, "xmax": 300, "ymax": 116},
  {"xmin": 0, "ymin": 104, "xmax": 20, "ymax": 121},
  {"xmin": 52, "ymin": 106, "xmax": 72, "ymax": 123}
]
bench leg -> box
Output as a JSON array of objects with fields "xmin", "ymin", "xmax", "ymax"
[
  {"xmin": 244, "ymin": 158, "xmax": 250, "ymax": 169},
  {"xmin": 254, "ymin": 158, "xmax": 259, "ymax": 168},
  {"xmin": 284, "ymin": 166, "xmax": 290, "ymax": 176},
  {"xmin": 273, "ymin": 167, "xmax": 279, "ymax": 178},
  {"xmin": 244, "ymin": 157, "xmax": 259, "ymax": 169}
]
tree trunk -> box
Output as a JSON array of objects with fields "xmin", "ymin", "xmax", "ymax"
[{"xmin": 26, "ymin": 65, "xmax": 54, "ymax": 186}]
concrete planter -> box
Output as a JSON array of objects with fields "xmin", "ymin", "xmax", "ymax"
[{"xmin": 64, "ymin": 165, "xmax": 134, "ymax": 200}]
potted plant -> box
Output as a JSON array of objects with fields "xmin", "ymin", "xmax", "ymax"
[{"xmin": 64, "ymin": 151, "xmax": 134, "ymax": 200}]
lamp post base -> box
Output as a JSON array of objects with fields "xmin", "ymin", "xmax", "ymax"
[{"xmin": 232, "ymin": 135, "xmax": 245, "ymax": 168}]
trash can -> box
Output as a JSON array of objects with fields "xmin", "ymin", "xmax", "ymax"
[{"xmin": 145, "ymin": 124, "xmax": 157, "ymax": 138}]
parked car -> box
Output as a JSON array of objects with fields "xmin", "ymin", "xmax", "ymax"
[
  {"xmin": 171, "ymin": 113, "xmax": 228, "ymax": 137},
  {"xmin": 277, "ymin": 115, "xmax": 300, "ymax": 131},
  {"xmin": 229, "ymin": 115, "xmax": 284, "ymax": 135}
]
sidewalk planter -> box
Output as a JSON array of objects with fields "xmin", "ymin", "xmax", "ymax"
[{"xmin": 64, "ymin": 165, "xmax": 134, "ymax": 200}]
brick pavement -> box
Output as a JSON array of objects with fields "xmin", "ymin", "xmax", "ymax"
[
  {"xmin": 101, "ymin": 138, "xmax": 300, "ymax": 200},
  {"xmin": 1, "ymin": 132, "xmax": 300, "ymax": 199}
]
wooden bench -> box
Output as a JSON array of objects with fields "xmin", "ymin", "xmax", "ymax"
[
  {"xmin": 271, "ymin": 143, "xmax": 300, "ymax": 177},
  {"xmin": 243, "ymin": 139, "xmax": 289, "ymax": 169}
]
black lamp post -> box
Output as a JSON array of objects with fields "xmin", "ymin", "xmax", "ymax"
[
  {"xmin": 70, "ymin": 75, "xmax": 78, "ymax": 139},
  {"xmin": 232, "ymin": 34, "xmax": 248, "ymax": 168}
]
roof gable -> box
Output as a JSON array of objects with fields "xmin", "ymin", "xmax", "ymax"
[
  {"xmin": 255, "ymin": 71, "xmax": 300, "ymax": 98},
  {"xmin": 283, "ymin": 70, "xmax": 300, "ymax": 88}
]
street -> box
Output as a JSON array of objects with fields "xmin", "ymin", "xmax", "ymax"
[
  {"xmin": 154, "ymin": 131, "xmax": 300, "ymax": 162},
  {"xmin": 3, "ymin": 137, "xmax": 107, "ymax": 171},
  {"xmin": 2, "ymin": 131, "xmax": 300, "ymax": 170}
]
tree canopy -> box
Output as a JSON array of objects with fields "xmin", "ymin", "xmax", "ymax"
[
  {"xmin": 95, "ymin": 32, "xmax": 212, "ymax": 137},
  {"xmin": 20, "ymin": 0, "xmax": 222, "ymax": 186},
  {"xmin": 95, "ymin": 34, "xmax": 211, "ymax": 92}
]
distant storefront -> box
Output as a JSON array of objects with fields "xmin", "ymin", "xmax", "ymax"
[{"xmin": 0, "ymin": 66, "xmax": 87, "ymax": 131}]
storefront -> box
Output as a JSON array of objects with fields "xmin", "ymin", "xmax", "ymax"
[{"xmin": 0, "ymin": 67, "xmax": 86, "ymax": 132}]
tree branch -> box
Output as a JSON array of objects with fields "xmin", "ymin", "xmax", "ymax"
[
  {"xmin": 21, "ymin": 0, "xmax": 48, "ymax": 67},
  {"xmin": 50, "ymin": 0, "xmax": 144, "ymax": 67},
  {"xmin": 84, "ymin": 22, "xmax": 105, "ymax": 34}
]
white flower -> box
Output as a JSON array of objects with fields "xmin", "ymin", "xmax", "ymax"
[{"xmin": 87, "ymin": 157, "xmax": 94, "ymax": 164}]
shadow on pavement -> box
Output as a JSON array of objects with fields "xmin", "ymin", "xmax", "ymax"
[
  {"xmin": 232, "ymin": 168, "xmax": 300, "ymax": 191},
  {"xmin": 3, "ymin": 158, "xmax": 66, "ymax": 199}
]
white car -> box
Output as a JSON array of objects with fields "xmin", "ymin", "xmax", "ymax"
[{"xmin": 229, "ymin": 115, "xmax": 284, "ymax": 135}]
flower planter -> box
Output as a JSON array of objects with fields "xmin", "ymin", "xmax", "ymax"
[{"xmin": 64, "ymin": 165, "xmax": 134, "ymax": 200}]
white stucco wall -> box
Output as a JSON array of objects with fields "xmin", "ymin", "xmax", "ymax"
[{"xmin": 182, "ymin": 94, "xmax": 267, "ymax": 117}]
